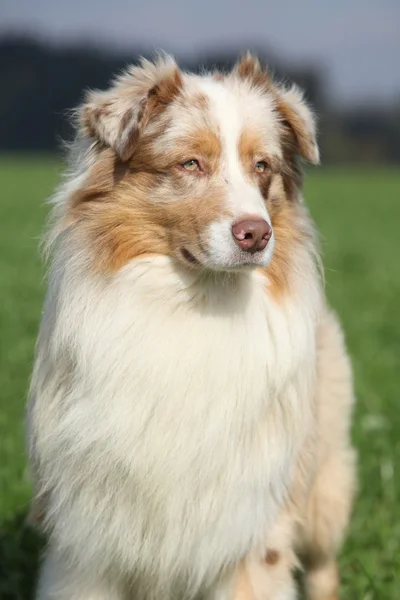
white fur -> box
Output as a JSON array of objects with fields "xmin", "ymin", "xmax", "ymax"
[
  {"xmin": 29, "ymin": 246, "xmax": 320, "ymax": 599},
  {"xmin": 194, "ymin": 78, "xmax": 276, "ymax": 269},
  {"xmin": 196, "ymin": 78, "xmax": 277, "ymax": 219}
]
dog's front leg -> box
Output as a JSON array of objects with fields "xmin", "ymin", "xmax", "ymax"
[{"xmin": 232, "ymin": 513, "xmax": 298, "ymax": 600}]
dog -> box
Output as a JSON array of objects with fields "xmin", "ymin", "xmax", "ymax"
[{"xmin": 27, "ymin": 53, "xmax": 356, "ymax": 600}]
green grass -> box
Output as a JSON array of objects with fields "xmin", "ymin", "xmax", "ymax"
[{"xmin": 0, "ymin": 158, "xmax": 399, "ymax": 598}]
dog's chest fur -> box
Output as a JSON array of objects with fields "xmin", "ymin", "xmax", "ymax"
[{"xmin": 32, "ymin": 255, "xmax": 318, "ymax": 589}]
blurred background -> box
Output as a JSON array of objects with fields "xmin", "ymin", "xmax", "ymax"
[
  {"xmin": 1, "ymin": 0, "xmax": 400, "ymax": 161},
  {"xmin": 0, "ymin": 1, "xmax": 399, "ymax": 598}
]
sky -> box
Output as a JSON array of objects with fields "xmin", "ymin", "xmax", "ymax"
[{"xmin": 1, "ymin": 0, "xmax": 399, "ymax": 105}]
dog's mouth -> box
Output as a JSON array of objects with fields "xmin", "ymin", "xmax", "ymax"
[
  {"xmin": 181, "ymin": 248, "xmax": 201, "ymax": 266},
  {"xmin": 181, "ymin": 243, "xmax": 274, "ymax": 272}
]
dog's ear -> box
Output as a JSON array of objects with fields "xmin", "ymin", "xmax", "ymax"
[
  {"xmin": 79, "ymin": 55, "xmax": 182, "ymax": 162},
  {"xmin": 233, "ymin": 55, "xmax": 319, "ymax": 165},
  {"xmin": 233, "ymin": 53, "xmax": 272, "ymax": 88},
  {"xmin": 275, "ymin": 84, "xmax": 320, "ymax": 165}
]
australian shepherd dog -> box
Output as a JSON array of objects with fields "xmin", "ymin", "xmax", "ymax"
[{"xmin": 27, "ymin": 54, "xmax": 356, "ymax": 600}]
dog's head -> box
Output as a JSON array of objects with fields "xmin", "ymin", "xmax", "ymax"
[{"xmin": 67, "ymin": 54, "xmax": 318, "ymax": 289}]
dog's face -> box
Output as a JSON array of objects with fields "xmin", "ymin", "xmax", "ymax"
[{"xmin": 72, "ymin": 54, "xmax": 318, "ymax": 286}]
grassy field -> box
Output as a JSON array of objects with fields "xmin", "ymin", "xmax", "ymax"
[{"xmin": 0, "ymin": 157, "xmax": 399, "ymax": 598}]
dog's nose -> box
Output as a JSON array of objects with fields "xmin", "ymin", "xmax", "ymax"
[{"xmin": 232, "ymin": 217, "xmax": 272, "ymax": 253}]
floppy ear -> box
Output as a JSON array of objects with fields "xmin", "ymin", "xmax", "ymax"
[
  {"xmin": 275, "ymin": 84, "xmax": 320, "ymax": 165},
  {"xmin": 79, "ymin": 55, "xmax": 182, "ymax": 162}
]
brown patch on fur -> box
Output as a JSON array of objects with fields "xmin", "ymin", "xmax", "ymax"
[
  {"xmin": 180, "ymin": 128, "xmax": 222, "ymax": 171},
  {"xmin": 69, "ymin": 148, "xmax": 117, "ymax": 211},
  {"xmin": 234, "ymin": 53, "xmax": 271, "ymax": 89},
  {"xmin": 148, "ymin": 68, "xmax": 183, "ymax": 109},
  {"xmin": 235, "ymin": 94, "xmax": 305, "ymax": 200},
  {"xmin": 67, "ymin": 136, "xmax": 228, "ymax": 272},
  {"xmin": 128, "ymin": 122, "xmax": 223, "ymax": 177},
  {"xmin": 191, "ymin": 92, "xmax": 209, "ymax": 110},
  {"xmin": 238, "ymin": 129, "xmax": 280, "ymax": 188},
  {"xmin": 279, "ymin": 135, "xmax": 304, "ymax": 199},
  {"xmin": 264, "ymin": 205, "xmax": 300, "ymax": 297},
  {"xmin": 77, "ymin": 197, "xmax": 169, "ymax": 272},
  {"xmin": 265, "ymin": 549, "xmax": 280, "ymax": 566},
  {"xmin": 80, "ymin": 184, "xmax": 228, "ymax": 273},
  {"xmin": 239, "ymin": 129, "xmax": 266, "ymax": 166},
  {"xmin": 258, "ymin": 174, "xmax": 309, "ymax": 298}
]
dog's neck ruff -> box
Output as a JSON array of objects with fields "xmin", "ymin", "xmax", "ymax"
[{"xmin": 32, "ymin": 251, "xmax": 321, "ymax": 587}]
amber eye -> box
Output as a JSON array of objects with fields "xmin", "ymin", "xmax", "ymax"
[
  {"xmin": 181, "ymin": 159, "xmax": 201, "ymax": 172},
  {"xmin": 255, "ymin": 160, "xmax": 268, "ymax": 173}
]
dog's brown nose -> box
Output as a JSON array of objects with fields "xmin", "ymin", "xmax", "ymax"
[{"xmin": 232, "ymin": 217, "xmax": 272, "ymax": 253}]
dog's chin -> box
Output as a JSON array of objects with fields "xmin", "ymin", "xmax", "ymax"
[
  {"xmin": 180, "ymin": 245, "xmax": 274, "ymax": 273},
  {"xmin": 212, "ymin": 254, "xmax": 274, "ymax": 273}
]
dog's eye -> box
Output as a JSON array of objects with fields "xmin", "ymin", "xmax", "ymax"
[
  {"xmin": 255, "ymin": 160, "xmax": 268, "ymax": 173},
  {"xmin": 182, "ymin": 159, "xmax": 201, "ymax": 172}
]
